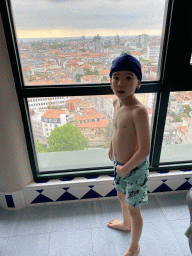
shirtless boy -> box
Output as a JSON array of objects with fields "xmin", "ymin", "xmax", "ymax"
[{"xmin": 108, "ymin": 54, "xmax": 151, "ymax": 256}]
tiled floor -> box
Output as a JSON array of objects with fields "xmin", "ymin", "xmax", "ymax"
[{"xmin": 0, "ymin": 191, "xmax": 191, "ymax": 256}]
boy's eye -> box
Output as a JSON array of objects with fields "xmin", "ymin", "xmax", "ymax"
[
  {"xmin": 114, "ymin": 77, "xmax": 119, "ymax": 80},
  {"xmin": 126, "ymin": 76, "xmax": 131, "ymax": 80}
]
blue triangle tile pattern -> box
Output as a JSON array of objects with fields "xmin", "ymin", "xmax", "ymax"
[
  {"xmin": 85, "ymin": 176, "xmax": 99, "ymax": 179},
  {"xmin": 27, "ymin": 173, "xmax": 192, "ymax": 207},
  {"xmin": 182, "ymin": 169, "xmax": 192, "ymax": 172},
  {"xmin": 153, "ymin": 183, "xmax": 173, "ymax": 193},
  {"xmin": 5, "ymin": 170, "xmax": 192, "ymax": 208},
  {"xmin": 59, "ymin": 178, "xmax": 74, "ymax": 182},
  {"xmin": 35, "ymin": 180, "xmax": 49, "ymax": 183},
  {"xmin": 157, "ymin": 171, "xmax": 170, "ymax": 174},
  {"xmin": 81, "ymin": 188, "xmax": 102, "ymax": 200},
  {"xmin": 105, "ymin": 188, "xmax": 117, "ymax": 197},
  {"xmin": 63, "ymin": 187, "xmax": 70, "ymax": 191},
  {"xmin": 57, "ymin": 191, "xmax": 78, "ymax": 202},
  {"xmin": 31, "ymin": 190, "xmax": 54, "ymax": 204},
  {"xmin": 5, "ymin": 195, "xmax": 15, "ymax": 208},
  {"xmin": 176, "ymin": 182, "xmax": 192, "ymax": 191}
]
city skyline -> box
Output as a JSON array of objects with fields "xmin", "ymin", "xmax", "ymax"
[{"xmin": 11, "ymin": 0, "xmax": 166, "ymax": 38}]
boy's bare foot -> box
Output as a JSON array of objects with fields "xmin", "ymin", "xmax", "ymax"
[
  {"xmin": 107, "ymin": 219, "xmax": 131, "ymax": 231},
  {"xmin": 123, "ymin": 245, "xmax": 140, "ymax": 256}
]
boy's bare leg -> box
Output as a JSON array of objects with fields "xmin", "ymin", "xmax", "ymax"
[
  {"xmin": 123, "ymin": 205, "xmax": 143, "ymax": 256},
  {"xmin": 108, "ymin": 191, "xmax": 131, "ymax": 231}
]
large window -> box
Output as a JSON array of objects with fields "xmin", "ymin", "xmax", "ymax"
[
  {"xmin": 2, "ymin": 0, "xmax": 192, "ymax": 179},
  {"xmin": 28, "ymin": 93, "xmax": 155, "ymax": 172},
  {"xmin": 10, "ymin": 0, "xmax": 166, "ymax": 85},
  {"xmin": 160, "ymin": 91, "xmax": 192, "ymax": 164}
]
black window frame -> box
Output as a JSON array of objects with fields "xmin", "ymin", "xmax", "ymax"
[{"xmin": 1, "ymin": 0, "xmax": 192, "ymax": 181}]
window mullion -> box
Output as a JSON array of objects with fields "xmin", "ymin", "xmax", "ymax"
[{"xmin": 150, "ymin": 86, "xmax": 170, "ymax": 167}]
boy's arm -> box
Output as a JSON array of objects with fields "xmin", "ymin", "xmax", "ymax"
[{"xmin": 121, "ymin": 106, "xmax": 151, "ymax": 174}]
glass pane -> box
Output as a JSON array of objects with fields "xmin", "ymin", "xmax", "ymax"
[
  {"xmin": 28, "ymin": 93, "xmax": 155, "ymax": 172},
  {"xmin": 160, "ymin": 91, "xmax": 192, "ymax": 163},
  {"xmin": 10, "ymin": 0, "xmax": 166, "ymax": 85}
]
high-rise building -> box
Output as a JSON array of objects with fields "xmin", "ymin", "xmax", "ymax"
[
  {"xmin": 114, "ymin": 34, "xmax": 120, "ymax": 46},
  {"xmin": 138, "ymin": 34, "xmax": 149, "ymax": 48},
  {"xmin": 147, "ymin": 45, "xmax": 160, "ymax": 62},
  {"xmin": 93, "ymin": 34, "xmax": 101, "ymax": 53}
]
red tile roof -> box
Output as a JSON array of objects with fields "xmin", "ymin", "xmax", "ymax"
[
  {"xmin": 100, "ymin": 69, "xmax": 110, "ymax": 75},
  {"xmin": 66, "ymin": 99, "xmax": 82, "ymax": 104},
  {"xmin": 75, "ymin": 113, "xmax": 104, "ymax": 121},
  {"xmin": 42, "ymin": 109, "xmax": 65, "ymax": 119},
  {"xmin": 27, "ymin": 80, "xmax": 57, "ymax": 85},
  {"xmin": 78, "ymin": 119, "xmax": 109, "ymax": 128}
]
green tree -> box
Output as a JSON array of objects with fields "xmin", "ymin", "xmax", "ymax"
[
  {"xmin": 35, "ymin": 140, "xmax": 47, "ymax": 153},
  {"xmin": 104, "ymin": 122, "xmax": 113, "ymax": 148},
  {"xmin": 83, "ymin": 68, "xmax": 99, "ymax": 75},
  {"xmin": 75, "ymin": 73, "xmax": 83, "ymax": 82},
  {"xmin": 79, "ymin": 48, "xmax": 86, "ymax": 52},
  {"xmin": 120, "ymin": 51, "xmax": 131, "ymax": 56},
  {"xmin": 47, "ymin": 123, "xmax": 89, "ymax": 152},
  {"xmin": 102, "ymin": 76, "xmax": 108, "ymax": 81}
]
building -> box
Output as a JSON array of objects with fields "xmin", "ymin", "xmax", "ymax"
[
  {"xmin": 66, "ymin": 98, "xmax": 82, "ymax": 111},
  {"xmin": 146, "ymin": 44, "xmax": 160, "ymax": 62},
  {"xmin": 28, "ymin": 96, "xmax": 66, "ymax": 111},
  {"xmin": 31, "ymin": 113, "xmax": 45, "ymax": 143},
  {"xmin": 114, "ymin": 34, "xmax": 120, "ymax": 46},
  {"xmin": 81, "ymin": 75, "xmax": 101, "ymax": 84},
  {"xmin": 78, "ymin": 119, "xmax": 109, "ymax": 145},
  {"xmin": 75, "ymin": 113, "xmax": 104, "ymax": 124},
  {"xmin": 138, "ymin": 34, "xmax": 149, "ymax": 48},
  {"xmin": 41, "ymin": 109, "xmax": 67, "ymax": 138},
  {"xmin": 92, "ymin": 34, "xmax": 101, "ymax": 53}
]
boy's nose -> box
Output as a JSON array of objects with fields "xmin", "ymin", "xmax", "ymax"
[{"xmin": 118, "ymin": 80, "xmax": 125, "ymax": 87}]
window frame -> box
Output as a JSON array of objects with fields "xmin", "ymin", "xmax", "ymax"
[{"xmin": 1, "ymin": 0, "xmax": 192, "ymax": 180}]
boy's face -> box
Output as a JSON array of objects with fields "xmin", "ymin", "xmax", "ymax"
[{"xmin": 110, "ymin": 70, "xmax": 141, "ymax": 99}]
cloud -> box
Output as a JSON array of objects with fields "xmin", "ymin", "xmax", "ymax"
[{"xmin": 11, "ymin": 0, "xmax": 166, "ymax": 36}]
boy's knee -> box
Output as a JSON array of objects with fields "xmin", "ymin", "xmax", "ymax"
[
  {"xmin": 117, "ymin": 191, "xmax": 126, "ymax": 201},
  {"xmin": 128, "ymin": 205, "xmax": 142, "ymax": 217}
]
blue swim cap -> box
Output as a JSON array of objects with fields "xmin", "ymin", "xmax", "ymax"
[{"xmin": 109, "ymin": 53, "xmax": 142, "ymax": 81}]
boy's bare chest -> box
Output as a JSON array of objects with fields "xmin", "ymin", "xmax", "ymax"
[{"xmin": 113, "ymin": 107, "xmax": 135, "ymax": 132}]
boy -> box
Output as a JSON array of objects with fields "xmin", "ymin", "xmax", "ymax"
[{"xmin": 107, "ymin": 54, "xmax": 151, "ymax": 256}]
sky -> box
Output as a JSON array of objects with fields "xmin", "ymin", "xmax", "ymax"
[{"xmin": 11, "ymin": 0, "xmax": 166, "ymax": 38}]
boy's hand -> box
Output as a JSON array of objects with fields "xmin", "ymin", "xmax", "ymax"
[{"xmin": 116, "ymin": 165, "xmax": 127, "ymax": 179}]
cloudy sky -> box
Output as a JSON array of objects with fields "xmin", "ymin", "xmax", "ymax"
[{"xmin": 11, "ymin": 0, "xmax": 166, "ymax": 38}]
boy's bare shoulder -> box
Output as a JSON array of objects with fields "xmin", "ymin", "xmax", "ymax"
[
  {"xmin": 133, "ymin": 101, "xmax": 145, "ymax": 110},
  {"xmin": 132, "ymin": 102, "xmax": 147, "ymax": 114}
]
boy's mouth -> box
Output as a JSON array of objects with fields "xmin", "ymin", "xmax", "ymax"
[{"xmin": 117, "ymin": 90, "xmax": 125, "ymax": 94}]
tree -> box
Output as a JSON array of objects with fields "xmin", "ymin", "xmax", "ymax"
[
  {"xmin": 120, "ymin": 51, "xmax": 131, "ymax": 56},
  {"xmin": 75, "ymin": 73, "xmax": 83, "ymax": 82},
  {"xmin": 83, "ymin": 68, "xmax": 99, "ymax": 75},
  {"xmin": 47, "ymin": 123, "xmax": 89, "ymax": 152},
  {"xmin": 102, "ymin": 76, "xmax": 108, "ymax": 81},
  {"xmin": 35, "ymin": 140, "xmax": 47, "ymax": 153}
]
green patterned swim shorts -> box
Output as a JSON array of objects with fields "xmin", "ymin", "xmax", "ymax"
[{"xmin": 113, "ymin": 157, "xmax": 149, "ymax": 208}]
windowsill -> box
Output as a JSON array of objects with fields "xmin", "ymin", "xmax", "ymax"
[{"xmin": 1, "ymin": 168, "xmax": 192, "ymax": 210}]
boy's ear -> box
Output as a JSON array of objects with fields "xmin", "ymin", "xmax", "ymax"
[
  {"xmin": 137, "ymin": 80, "xmax": 141, "ymax": 88},
  {"xmin": 110, "ymin": 78, "xmax": 112, "ymax": 88}
]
